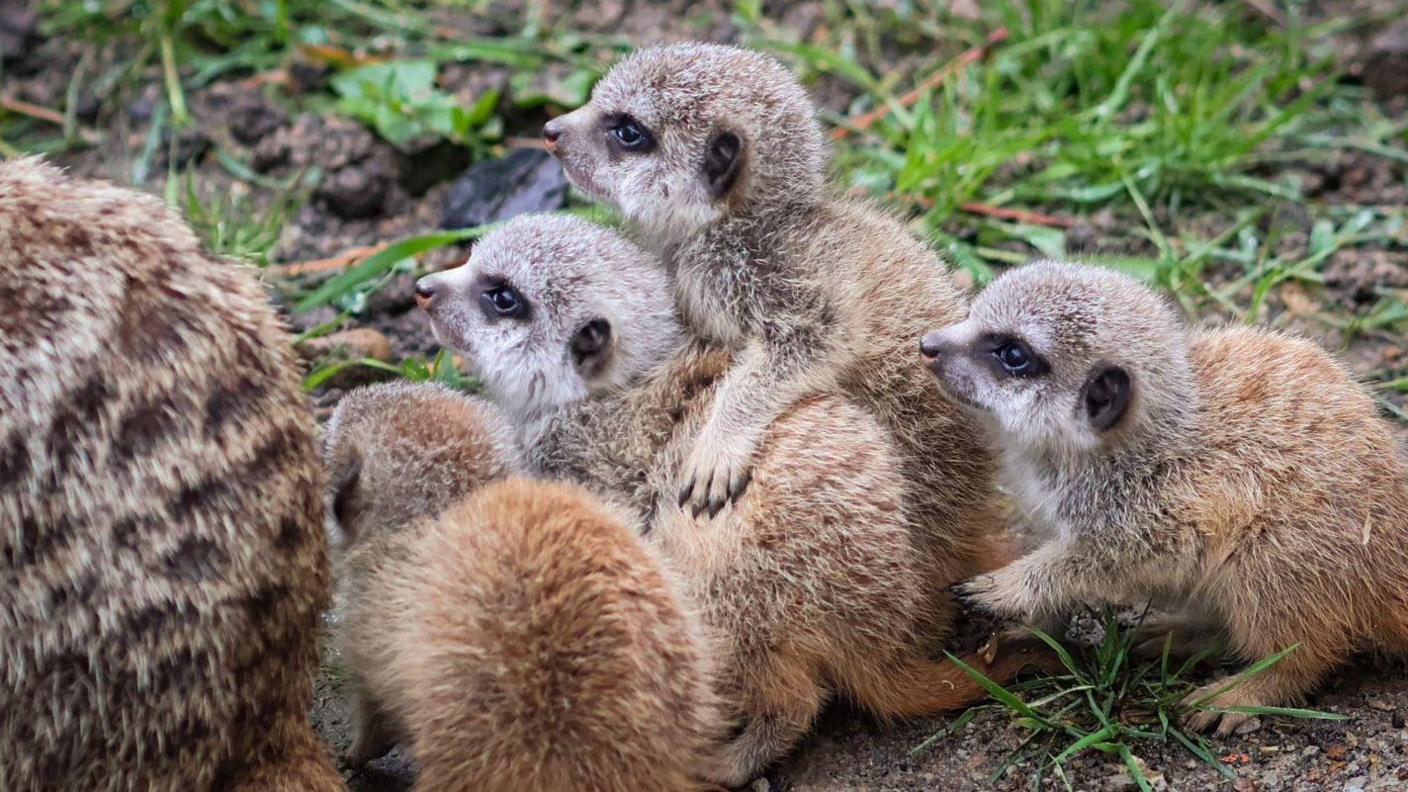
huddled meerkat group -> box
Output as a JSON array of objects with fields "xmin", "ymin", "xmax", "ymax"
[{"xmin": 2, "ymin": 36, "xmax": 1406, "ymax": 792}]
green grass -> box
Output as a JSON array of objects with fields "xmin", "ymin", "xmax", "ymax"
[
  {"xmin": 915, "ymin": 610, "xmax": 1348, "ymax": 789},
  {"xmin": 9, "ymin": 0, "xmax": 1406, "ymax": 410}
]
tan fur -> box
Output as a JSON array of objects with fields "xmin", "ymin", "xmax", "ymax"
[
  {"xmin": 324, "ymin": 383, "xmax": 718, "ymax": 790},
  {"xmin": 550, "ymin": 348, "xmax": 1051, "ymax": 785},
  {"xmin": 421, "ymin": 218, "xmax": 1048, "ymax": 786},
  {"xmin": 0, "ymin": 157, "xmax": 340, "ymax": 790},
  {"xmin": 928, "ymin": 260, "xmax": 1408, "ymax": 736},
  {"xmin": 545, "ymin": 42, "xmax": 1005, "ymax": 606}
]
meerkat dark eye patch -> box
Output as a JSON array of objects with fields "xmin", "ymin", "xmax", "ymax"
[
  {"xmin": 1082, "ymin": 365, "xmax": 1132, "ymax": 432},
  {"xmin": 703, "ymin": 131, "xmax": 742, "ymax": 199},
  {"xmin": 478, "ymin": 280, "xmax": 530, "ymax": 321},
  {"xmin": 605, "ymin": 115, "xmax": 656, "ymax": 153},
  {"xmin": 978, "ymin": 335, "xmax": 1049, "ymax": 378},
  {"xmin": 571, "ymin": 318, "xmax": 612, "ymax": 374}
]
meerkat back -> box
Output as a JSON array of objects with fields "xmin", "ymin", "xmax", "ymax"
[
  {"xmin": 325, "ymin": 384, "xmax": 717, "ymax": 791},
  {"xmin": 0, "ymin": 158, "xmax": 340, "ymax": 791}
]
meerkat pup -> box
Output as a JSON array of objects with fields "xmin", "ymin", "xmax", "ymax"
[
  {"xmin": 323, "ymin": 382, "xmax": 718, "ymax": 791},
  {"xmin": 0, "ymin": 158, "xmax": 341, "ymax": 790},
  {"xmin": 416, "ymin": 215, "xmax": 1052, "ymax": 786},
  {"xmin": 542, "ymin": 44, "xmax": 1002, "ymax": 583},
  {"xmin": 923, "ymin": 259, "xmax": 1408, "ymax": 736}
]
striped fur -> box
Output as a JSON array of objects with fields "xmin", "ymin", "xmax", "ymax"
[{"xmin": 0, "ymin": 158, "xmax": 340, "ymax": 791}]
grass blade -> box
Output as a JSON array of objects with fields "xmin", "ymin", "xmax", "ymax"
[
  {"xmin": 293, "ymin": 227, "xmax": 489, "ymax": 312},
  {"xmin": 945, "ymin": 652, "xmax": 1050, "ymax": 725}
]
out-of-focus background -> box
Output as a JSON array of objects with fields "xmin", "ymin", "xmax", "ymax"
[{"xmin": 3, "ymin": 1, "xmax": 1405, "ymax": 789}]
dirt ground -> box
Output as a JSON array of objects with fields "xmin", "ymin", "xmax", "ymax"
[{"xmin": 6, "ymin": 0, "xmax": 1407, "ymax": 788}]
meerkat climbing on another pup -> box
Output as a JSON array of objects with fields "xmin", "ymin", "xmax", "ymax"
[
  {"xmin": 417, "ymin": 215, "xmax": 1053, "ymax": 786},
  {"xmin": 0, "ymin": 158, "xmax": 341, "ymax": 790},
  {"xmin": 324, "ymin": 382, "xmax": 719, "ymax": 791},
  {"xmin": 923, "ymin": 259, "xmax": 1408, "ymax": 736},
  {"xmin": 542, "ymin": 45, "xmax": 1004, "ymax": 589}
]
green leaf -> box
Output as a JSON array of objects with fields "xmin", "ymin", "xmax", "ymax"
[
  {"xmin": 294, "ymin": 227, "xmax": 488, "ymax": 313},
  {"xmin": 944, "ymin": 652, "xmax": 1050, "ymax": 726}
]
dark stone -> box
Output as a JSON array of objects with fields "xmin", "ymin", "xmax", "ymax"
[
  {"xmin": 439, "ymin": 148, "xmax": 567, "ymax": 230},
  {"xmin": 163, "ymin": 127, "xmax": 212, "ymax": 168},
  {"xmin": 399, "ymin": 141, "xmax": 474, "ymax": 197},
  {"xmin": 228, "ymin": 94, "xmax": 290, "ymax": 146}
]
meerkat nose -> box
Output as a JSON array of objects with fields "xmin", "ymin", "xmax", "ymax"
[
  {"xmin": 414, "ymin": 278, "xmax": 438, "ymax": 310},
  {"xmin": 542, "ymin": 120, "xmax": 562, "ymax": 152},
  {"xmin": 919, "ymin": 332, "xmax": 945, "ymax": 361}
]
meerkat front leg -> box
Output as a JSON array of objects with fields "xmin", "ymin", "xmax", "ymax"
[
  {"xmin": 679, "ymin": 340, "xmax": 820, "ymax": 517},
  {"xmin": 958, "ymin": 537, "xmax": 1179, "ymax": 623},
  {"xmin": 678, "ymin": 310, "xmax": 841, "ymax": 517}
]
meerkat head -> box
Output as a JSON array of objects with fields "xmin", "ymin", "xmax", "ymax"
[
  {"xmin": 921, "ymin": 260, "xmax": 1196, "ymax": 456},
  {"xmin": 322, "ymin": 382, "xmax": 519, "ymax": 546},
  {"xmin": 413, "ymin": 214, "xmax": 680, "ymax": 425},
  {"xmin": 542, "ymin": 43, "xmax": 828, "ymax": 249}
]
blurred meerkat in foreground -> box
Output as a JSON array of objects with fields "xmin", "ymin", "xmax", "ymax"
[
  {"xmin": 542, "ymin": 44, "xmax": 1002, "ymax": 584},
  {"xmin": 324, "ymin": 382, "xmax": 717, "ymax": 791},
  {"xmin": 0, "ymin": 158, "xmax": 341, "ymax": 790},
  {"xmin": 417, "ymin": 215, "xmax": 1051, "ymax": 785},
  {"xmin": 923, "ymin": 259, "xmax": 1408, "ymax": 736}
]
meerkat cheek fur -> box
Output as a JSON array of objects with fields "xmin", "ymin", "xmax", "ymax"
[{"xmin": 928, "ymin": 258, "xmax": 1408, "ymax": 736}]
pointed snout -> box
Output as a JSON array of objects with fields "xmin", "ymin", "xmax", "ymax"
[
  {"xmin": 542, "ymin": 119, "xmax": 562, "ymax": 153},
  {"xmin": 920, "ymin": 330, "xmax": 958, "ymax": 364},
  {"xmin": 414, "ymin": 275, "xmax": 441, "ymax": 311}
]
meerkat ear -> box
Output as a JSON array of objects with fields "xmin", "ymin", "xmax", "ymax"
[
  {"xmin": 703, "ymin": 131, "xmax": 743, "ymax": 199},
  {"xmin": 328, "ymin": 448, "xmax": 365, "ymax": 544},
  {"xmin": 571, "ymin": 318, "xmax": 613, "ymax": 375},
  {"xmin": 1082, "ymin": 365, "xmax": 1132, "ymax": 432}
]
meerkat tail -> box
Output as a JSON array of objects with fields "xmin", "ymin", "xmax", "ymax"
[{"xmin": 841, "ymin": 639, "xmax": 1056, "ymax": 719}]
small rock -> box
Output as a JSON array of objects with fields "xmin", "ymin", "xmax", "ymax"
[
  {"xmin": 317, "ymin": 154, "xmax": 397, "ymax": 219},
  {"xmin": 299, "ymin": 327, "xmax": 394, "ymax": 362},
  {"xmin": 1303, "ymin": 745, "xmax": 1321, "ymax": 758},
  {"xmin": 162, "ymin": 127, "xmax": 212, "ymax": 169},
  {"xmin": 1392, "ymin": 710, "xmax": 1405, "ymax": 730},
  {"xmin": 440, "ymin": 148, "xmax": 567, "ymax": 230},
  {"xmin": 1327, "ymin": 743, "xmax": 1349, "ymax": 761},
  {"xmin": 228, "ymin": 94, "xmax": 290, "ymax": 146},
  {"xmin": 1343, "ymin": 775, "xmax": 1368, "ymax": 792},
  {"xmin": 1233, "ymin": 779, "xmax": 1257, "ymax": 792},
  {"xmin": 748, "ymin": 779, "xmax": 770, "ymax": 792},
  {"xmin": 1234, "ymin": 716, "xmax": 1263, "ymax": 736}
]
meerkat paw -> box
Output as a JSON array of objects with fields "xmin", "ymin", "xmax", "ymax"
[
  {"xmin": 1181, "ymin": 678, "xmax": 1262, "ymax": 737},
  {"xmin": 678, "ymin": 430, "xmax": 754, "ymax": 518},
  {"xmin": 952, "ymin": 570, "xmax": 1030, "ymax": 621}
]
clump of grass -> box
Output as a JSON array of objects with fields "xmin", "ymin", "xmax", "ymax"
[
  {"xmin": 739, "ymin": 0, "xmax": 1407, "ymax": 321},
  {"xmin": 916, "ymin": 609, "xmax": 1347, "ymax": 790},
  {"xmin": 171, "ymin": 166, "xmax": 315, "ymax": 266},
  {"xmin": 303, "ymin": 348, "xmax": 474, "ymax": 393}
]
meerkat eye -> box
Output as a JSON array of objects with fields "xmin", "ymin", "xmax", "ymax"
[
  {"xmin": 608, "ymin": 116, "xmax": 655, "ymax": 153},
  {"xmin": 480, "ymin": 284, "xmax": 528, "ymax": 320},
  {"xmin": 997, "ymin": 342, "xmax": 1032, "ymax": 373},
  {"xmin": 986, "ymin": 338, "xmax": 1047, "ymax": 378}
]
